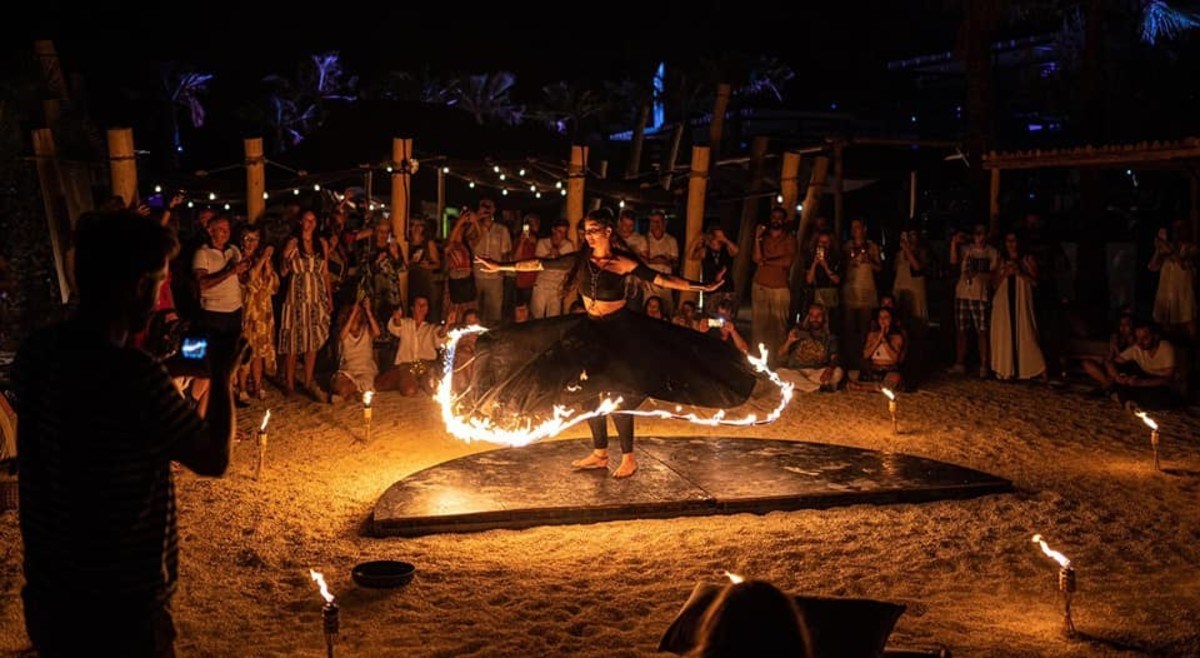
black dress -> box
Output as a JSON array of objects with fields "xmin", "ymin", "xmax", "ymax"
[{"xmin": 448, "ymin": 252, "xmax": 762, "ymax": 432}]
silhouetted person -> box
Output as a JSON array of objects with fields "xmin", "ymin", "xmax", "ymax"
[
  {"xmin": 14, "ymin": 209, "xmax": 246, "ymax": 657},
  {"xmin": 689, "ymin": 580, "xmax": 814, "ymax": 658}
]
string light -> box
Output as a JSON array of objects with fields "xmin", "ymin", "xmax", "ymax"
[
  {"xmin": 293, "ymin": 188, "xmax": 300, "ymax": 195},
  {"xmin": 535, "ymin": 192, "xmax": 542, "ymax": 199},
  {"xmin": 154, "ymin": 184, "xmax": 162, "ymax": 193},
  {"xmin": 555, "ymin": 181, "xmax": 563, "ymax": 189},
  {"xmin": 209, "ymin": 192, "xmax": 217, "ymax": 201},
  {"xmin": 493, "ymin": 165, "xmax": 501, "ymax": 173},
  {"xmin": 529, "ymin": 185, "xmax": 536, "ymax": 192},
  {"xmin": 796, "ymin": 203, "xmax": 804, "ymax": 212},
  {"xmin": 618, "ymin": 200, "xmax": 626, "ymax": 208},
  {"xmin": 499, "ymin": 173, "xmax": 507, "ymax": 181},
  {"xmin": 313, "ymin": 184, "xmax": 321, "ymax": 191},
  {"xmin": 224, "ymin": 203, "xmax": 231, "ymax": 210},
  {"xmin": 776, "ymin": 194, "xmax": 783, "ymax": 204},
  {"xmin": 502, "ymin": 189, "xmax": 509, "ymax": 196},
  {"xmin": 560, "ymin": 189, "xmax": 567, "ymax": 196},
  {"xmin": 262, "ymin": 191, "xmax": 269, "ymax": 200},
  {"xmin": 386, "ymin": 165, "xmax": 393, "ymax": 173},
  {"xmin": 187, "ymin": 201, "xmax": 195, "ymax": 208},
  {"xmin": 518, "ymin": 168, "xmax": 526, "ymax": 176},
  {"xmin": 469, "ymin": 181, "xmax": 476, "ymax": 189}
]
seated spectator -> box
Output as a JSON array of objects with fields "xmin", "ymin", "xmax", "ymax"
[
  {"xmin": 777, "ymin": 303, "xmax": 844, "ymax": 393},
  {"xmin": 376, "ymin": 295, "xmax": 446, "ymax": 397},
  {"xmin": 688, "ymin": 580, "xmax": 814, "ymax": 658},
  {"xmin": 675, "ymin": 300, "xmax": 704, "ymax": 331},
  {"xmin": 644, "ymin": 296, "xmax": 669, "ymax": 321},
  {"xmin": 706, "ymin": 299, "xmax": 750, "ymax": 354},
  {"xmin": 850, "ymin": 307, "xmax": 905, "ymax": 391},
  {"xmin": 1083, "ymin": 319, "xmax": 1181, "ymax": 410},
  {"xmin": 330, "ymin": 298, "xmax": 381, "ymax": 403},
  {"xmin": 569, "ymin": 300, "xmax": 587, "ymax": 314}
]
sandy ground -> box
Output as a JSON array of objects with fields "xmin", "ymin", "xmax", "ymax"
[{"xmin": 2, "ymin": 375, "xmax": 1200, "ymax": 657}]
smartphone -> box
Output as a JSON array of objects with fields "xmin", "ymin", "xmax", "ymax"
[
  {"xmin": 707, "ymin": 318, "xmax": 726, "ymax": 328},
  {"xmin": 180, "ymin": 336, "xmax": 208, "ymax": 360},
  {"xmin": 522, "ymin": 223, "xmax": 530, "ymax": 233}
]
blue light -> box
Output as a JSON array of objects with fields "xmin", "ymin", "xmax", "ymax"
[
  {"xmin": 652, "ymin": 62, "xmax": 665, "ymax": 132},
  {"xmin": 830, "ymin": 102, "xmax": 838, "ymax": 110},
  {"xmin": 1027, "ymin": 123, "xmax": 1044, "ymax": 132},
  {"xmin": 176, "ymin": 145, "xmax": 184, "ymax": 153},
  {"xmin": 1142, "ymin": 1, "xmax": 1200, "ymax": 44}
]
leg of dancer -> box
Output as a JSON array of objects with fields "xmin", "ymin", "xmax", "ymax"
[{"xmin": 572, "ymin": 396, "xmax": 643, "ymax": 478}]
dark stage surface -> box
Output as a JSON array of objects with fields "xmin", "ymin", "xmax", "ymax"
[{"xmin": 371, "ymin": 438, "xmax": 1013, "ymax": 537}]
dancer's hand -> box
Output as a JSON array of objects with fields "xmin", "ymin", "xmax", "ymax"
[{"xmin": 474, "ymin": 256, "xmax": 502, "ymax": 273}]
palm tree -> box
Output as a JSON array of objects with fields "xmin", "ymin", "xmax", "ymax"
[
  {"xmin": 449, "ymin": 72, "xmax": 523, "ymax": 126},
  {"xmin": 531, "ymin": 81, "xmax": 609, "ymax": 142},
  {"xmin": 261, "ymin": 51, "xmax": 358, "ymax": 153},
  {"xmin": 158, "ymin": 64, "xmax": 213, "ymax": 161},
  {"xmin": 604, "ymin": 64, "xmax": 660, "ymax": 179}
]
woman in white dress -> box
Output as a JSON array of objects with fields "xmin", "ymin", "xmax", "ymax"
[
  {"xmin": 990, "ymin": 232, "xmax": 1046, "ymax": 380},
  {"xmin": 1150, "ymin": 220, "xmax": 1197, "ymax": 339},
  {"xmin": 329, "ymin": 298, "xmax": 381, "ymax": 403}
]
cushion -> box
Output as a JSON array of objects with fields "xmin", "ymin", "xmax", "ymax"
[{"xmin": 660, "ymin": 582, "xmax": 906, "ymax": 658}]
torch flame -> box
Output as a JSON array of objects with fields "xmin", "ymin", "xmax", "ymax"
[
  {"xmin": 309, "ymin": 569, "xmax": 335, "ymax": 604},
  {"xmin": 259, "ymin": 409, "xmax": 271, "ymax": 433},
  {"xmin": 1135, "ymin": 411, "xmax": 1158, "ymax": 431},
  {"xmin": 1031, "ymin": 534, "xmax": 1072, "ymax": 569},
  {"xmin": 436, "ymin": 331, "xmax": 794, "ymax": 447},
  {"xmin": 579, "ymin": 370, "xmax": 589, "ymax": 381},
  {"xmin": 724, "ymin": 570, "xmax": 745, "ymax": 584},
  {"xmin": 363, "ymin": 390, "xmax": 374, "ymax": 407},
  {"xmin": 881, "ymin": 387, "xmax": 896, "ymax": 401}
]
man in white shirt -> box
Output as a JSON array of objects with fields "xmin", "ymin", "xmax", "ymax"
[
  {"xmin": 470, "ymin": 199, "xmax": 510, "ymax": 326},
  {"xmin": 192, "ymin": 216, "xmax": 250, "ymax": 408},
  {"xmin": 948, "ymin": 224, "xmax": 999, "ymax": 378},
  {"xmin": 377, "ymin": 295, "xmax": 446, "ymax": 397},
  {"xmin": 531, "ymin": 218, "xmax": 577, "ymax": 318},
  {"xmin": 643, "ymin": 209, "xmax": 679, "ymax": 316},
  {"xmin": 616, "ymin": 209, "xmax": 648, "ymax": 310},
  {"xmin": 1085, "ymin": 319, "xmax": 1180, "ymax": 409}
]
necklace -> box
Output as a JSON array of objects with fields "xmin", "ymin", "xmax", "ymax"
[{"xmin": 586, "ymin": 254, "xmax": 614, "ymax": 310}]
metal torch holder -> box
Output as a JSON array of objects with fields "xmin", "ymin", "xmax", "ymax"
[
  {"xmin": 1151, "ymin": 429, "xmax": 1161, "ymax": 471},
  {"xmin": 363, "ymin": 407, "xmax": 373, "ymax": 444},
  {"xmin": 1058, "ymin": 566, "xmax": 1076, "ymax": 638},
  {"xmin": 254, "ymin": 430, "xmax": 267, "ymax": 480},
  {"xmin": 322, "ymin": 601, "xmax": 340, "ymax": 658},
  {"xmin": 888, "ymin": 400, "xmax": 898, "ymax": 434}
]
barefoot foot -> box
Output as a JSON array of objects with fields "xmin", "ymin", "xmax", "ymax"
[
  {"xmin": 571, "ymin": 451, "xmax": 608, "ymax": 470},
  {"xmin": 612, "ymin": 454, "xmax": 638, "ymax": 478}
]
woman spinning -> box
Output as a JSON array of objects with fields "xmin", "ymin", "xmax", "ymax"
[{"xmin": 473, "ymin": 209, "xmax": 756, "ymax": 478}]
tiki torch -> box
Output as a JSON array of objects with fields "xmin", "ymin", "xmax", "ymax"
[
  {"xmin": 881, "ymin": 387, "xmax": 898, "ymax": 434},
  {"xmin": 310, "ymin": 569, "xmax": 339, "ymax": 658},
  {"xmin": 362, "ymin": 390, "xmax": 374, "ymax": 443},
  {"xmin": 1032, "ymin": 534, "xmax": 1076, "ymax": 638},
  {"xmin": 1135, "ymin": 411, "xmax": 1161, "ymax": 471},
  {"xmin": 254, "ymin": 409, "xmax": 270, "ymax": 481}
]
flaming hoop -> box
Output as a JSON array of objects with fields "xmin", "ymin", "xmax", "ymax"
[{"xmin": 436, "ymin": 325, "xmax": 794, "ymax": 446}]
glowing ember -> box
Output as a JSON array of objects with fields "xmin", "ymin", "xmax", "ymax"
[
  {"xmin": 724, "ymin": 570, "xmax": 745, "ymax": 584},
  {"xmin": 881, "ymin": 387, "xmax": 896, "ymax": 401},
  {"xmin": 363, "ymin": 390, "xmax": 374, "ymax": 408},
  {"xmin": 1031, "ymin": 534, "xmax": 1072, "ymax": 569},
  {"xmin": 1135, "ymin": 411, "xmax": 1158, "ymax": 431},
  {"xmin": 436, "ymin": 330, "xmax": 794, "ymax": 447},
  {"xmin": 309, "ymin": 569, "xmax": 335, "ymax": 604},
  {"xmin": 259, "ymin": 409, "xmax": 271, "ymax": 433}
]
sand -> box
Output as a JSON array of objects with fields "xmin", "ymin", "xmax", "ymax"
[{"xmin": 2, "ymin": 377, "xmax": 1199, "ymax": 657}]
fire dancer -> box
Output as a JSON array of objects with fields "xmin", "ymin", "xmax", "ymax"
[
  {"xmin": 472, "ymin": 208, "xmax": 750, "ymax": 478},
  {"xmin": 14, "ymin": 209, "xmax": 248, "ymax": 656}
]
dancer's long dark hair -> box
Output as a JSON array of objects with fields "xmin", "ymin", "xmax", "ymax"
[{"xmin": 560, "ymin": 208, "xmax": 637, "ymax": 302}]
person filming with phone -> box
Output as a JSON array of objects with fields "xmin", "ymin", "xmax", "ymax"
[{"xmin": 14, "ymin": 208, "xmax": 248, "ymax": 657}]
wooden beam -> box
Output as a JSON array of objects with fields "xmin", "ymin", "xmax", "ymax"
[
  {"xmin": 983, "ymin": 139, "xmax": 1200, "ymax": 170},
  {"xmin": 908, "ymin": 170, "xmax": 918, "ymax": 222},
  {"xmin": 244, "ymin": 138, "xmax": 265, "ymax": 224},
  {"xmin": 567, "ymin": 145, "xmax": 588, "ymax": 241},
  {"xmin": 32, "ymin": 129, "xmax": 72, "ymax": 304},
  {"xmin": 734, "ymin": 137, "xmax": 770, "ymax": 306},
  {"xmin": 708, "ymin": 83, "xmax": 732, "ymax": 160},
  {"xmin": 106, "ymin": 128, "xmax": 137, "ymax": 207},
  {"xmin": 391, "ymin": 137, "xmax": 413, "ymax": 310},
  {"xmin": 779, "ymin": 151, "xmax": 802, "ymax": 224},
  {"xmin": 790, "ymin": 156, "xmax": 831, "ymax": 316},
  {"xmin": 988, "ymin": 168, "xmax": 1002, "ymax": 238},
  {"xmin": 681, "ymin": 145, "xmax": 711, "ymax": 306},
  {"xmin": 589, "ymin": 160, "xmax": 608, "ymax": 212}
]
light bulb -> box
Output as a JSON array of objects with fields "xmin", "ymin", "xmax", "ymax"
[
  {"xmin": 154, "ymin": 184, "xmax": 162, "ymax": 193},
  {"xmin": 386, "ymin": 166, "xmax": 393, "ymax": 173},
  {"xmin": 796, "ymin": 203, "xmax": 804, "ymax": 212},
  {"xmin": 313, "ymin": 184, "xmax": 321, "ymax": 191},
  {"xmin": 529, "ymin": 185, "xmax": 536, "ymax": 192},
  {"xmin": 618, "ymin": 200, "xmax": 625, "ymax": 208},
  {"xmin": 262, "ymin": 191, "xmax": 269, "ymax": 200},
  {"xmin": 208, "ymin": 192, "xmax": 217, "ymax": 201},
  {"xmin": 555, "ymin": 181, "xmax": 563, "ymax": 189},
  {"xmin": 502, "ymin": 189, "xmax": 509, "ymax": 196},
  {"xmin": 293, "ymin": 188, "xmax": 300, "ymax": 195},
  {"xmin": 499, "ymin": 173, "xmax": 506, "ymax": 181},
  {"xmin": 536, "ymin": 192, "xmax": 542, "ymax": 198},
  {"xmin": 442, "ymin": 166, "xmax": 450, "ymax": 174},
  {"xmin": 187, "ymin": 201, "xmax": 194, "ymax": 208},
  {"xmin": 469, "ymin": 181, "xmax": 476, "ymax": 188},
  {"xmin": 560, "ymin": 189, "xmax": 567, "ymax": 196},
  {"xmin": 776, "ymin": 195, "xmax": 783, "ymax": 204},
  {"xmin": 519, "ymin": 168, "xmax": 526, "ymax": 176},
  {"xmin": 224, "ymin": 203, "xmax": 231, "ymax": 210},
  {"xmin": 493, "ymin": 165, "xmax": 501, "ymax": 173}
]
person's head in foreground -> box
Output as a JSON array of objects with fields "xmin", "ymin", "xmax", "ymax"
[
  {"xmin": 690, "ymin": 580, "xmax": 813, "ymax": 658},
  {"xmin": 75, "ymin": 209, "xmax": 179, "ymax": 333}
]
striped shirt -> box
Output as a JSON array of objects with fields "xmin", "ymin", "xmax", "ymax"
[{"xmin": 15, "ymin": 320, "xmax": 206, "ymax": 605}]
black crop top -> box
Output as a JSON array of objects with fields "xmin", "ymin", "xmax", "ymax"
[{"xmin": 541, "ymin": 252, "xmax": 659, "ymax": 302}]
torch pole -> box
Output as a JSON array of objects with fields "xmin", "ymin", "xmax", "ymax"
[
  {"xmin": 364, "ymin": 406, "xmax": 373, "ymax": 444},
  {"xmin": 1058, "ymin": 566, "xmax": 1076, "ymax": 638},
  {"xmin": 888, "ymin": 399, "xmax": 898, "ymax": 435},
  {"xmin": 323, "ymin": 601, "xmax": 339, "ymax": 658},
  {"xmin": 254, "ymin": 429, "xmax": 267, "ymax": 480},
  {"xmin": 1151, "ymin": 429, "xmax": 1161, "ymax": 472}
]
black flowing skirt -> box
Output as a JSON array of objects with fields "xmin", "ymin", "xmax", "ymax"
[{"xmin": 455, "ymin": 309, "xmax": 759, "ymax": 423}]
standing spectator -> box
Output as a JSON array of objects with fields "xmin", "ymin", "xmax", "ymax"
[
  {"xmin": 805, "ymin": 231, "xmax": 842, "ymax": 328},
  {"xmin": 443, "ymin": 210, "xmax": 478, "ymax": 323},
  {"xmin": 513, "ymin": 214, "xmax": 542, "ymax": 315},
  {"xmin": 192, "ymin": 215, "xmax": 248, "ymax": 412},
  {"xmin": 644, "ymin": 209, "xmax": 680, "ymax": 316},
  {"xmin": 989, "ymin": 231, "xmax": 1046, "ymax": 380},
  {"xmin": 1021, "ymin": 212, "xmax": 1067, "ymax": 380},
  {"xmin": 892, "ymin": 229, "xmax": 929, "ymax": 325},
  {"xmin": 777, "ymin": 303, "xmax": 843, "ymax": 393},
  {"xmin": 14, "ymin": 209, "xmax": 244, "ymax": 657},
  {"xmin": 470, "ymin": 198, "xmax": 510, "ymax": 325},
  {"xmin": 278, "ymin": 210, "xmax": 332, "ymax": 401},
  {"xmin": 1150, "ymin": 219, "xmax": 1197, "ymax": 340},
  {"xmin": 237, "ymin": 226, "xmax": 278, "ymax": 401},
  {"xmin": 842, "ymin": 218, "xmax": 882, "ymax": 368},
  {"xmin": 690, "ymin": 223, "xmax": 739, "ymax": 313},
  {"xmin": 407, "ymin": 219, "xmax": 441, "ymax": 320},
  {"xmin": 617, "ymin": 208, "xmax": 649, "ymax": 310},
  {"xmin": 752, "ymin": 207, "xmax": 796, "ymax": 361},
  {"xmin": 531, "ymin": 218, "xmax": 577, "ymax": 318},
  {"xmin": 949, "ymin": 224, "xmax": 999, "ymax": 378},
  {"xmin": 361, "ymin": 219, "xmax": 404, "ymax": 325}
]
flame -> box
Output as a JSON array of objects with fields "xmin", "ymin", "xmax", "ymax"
[
  {"xmin": 1031, "ymin": 534, "xmax": 1072, "ymax": 569},
  {"xmin": 579, "ymin": 370, "xmax": 589, "ymax": 381},
  {"xmin": 724, "ymin": 570, "xmax": 745, "ymax": 584},
  {"xmin": 1135, "ymin": 411, "xmax": 1158, "ymax": 431},
  {"xmin": 881, "ymin": 388, "xmax": 896, "ymax": 401},
  {"xmin": 436, "ymin": 330, "xmax": 794, "ymax": 447},
  {"xmin": 309, "ymin": 569, "xmax": 335, "ymax": 604},
  {"xmin": 259, "ymin": 409, "xmax": 271, "ymax": 433},
  {"xmin": 363, "ymin": 390, "xmax": 374, "ymax": 407}
]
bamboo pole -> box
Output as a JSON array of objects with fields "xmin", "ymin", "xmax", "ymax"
[
  {"xmin": 107, "ymin": 128, "xmax": 138, "ymax": 207},
  {"xmin": 33, "ymin": 129, "xmax": 71, "ymax": 304},
  {"xmin": 988, "ymin": 168, "xmax": 1002, "ymax": 239},
  {"xmin": 681, "ymin": 145, "xmax": 711, "ymax": 306},
  {"xmin": 708, "ymin": 83, "xmax": 732, "ymax": 160},
  {"xmin": 391, "ymin": 137, "xmax": 413, "ymax": 309},
  {"xmin": 589, "ymin": 160, "xmax": 609, "ymax": 211},
  {"xmin": 790, "ymin": 156, "xmax": 831, "ymax": 318},
  {"xmin": 780, "ymin": 151, "xmax": 802, "ymax": 223},
  {"xmin": 833, "ymin": 140, "xmax": 845, "ymax": 240},
  {"xmin": 567, "ymin": 145, "xmax": 588, "ymax": 241},
  {"xmin": 1190, "ymin": 171, "xmax": 1198, "ymax": 243},
  {"xmin": 908, "ymin": 170, "xmax": 918, "ymax": 221},
  {"xmin": 733, "ymin": 137, "xmax": 770, "ymax": 306},
  {"xmin": 436, "ymin": 166, "xmax": 446, "ymax": 238},
  {"xmin": 244, "ymin": 138, "xmax": 265, "ymax": 224}
]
